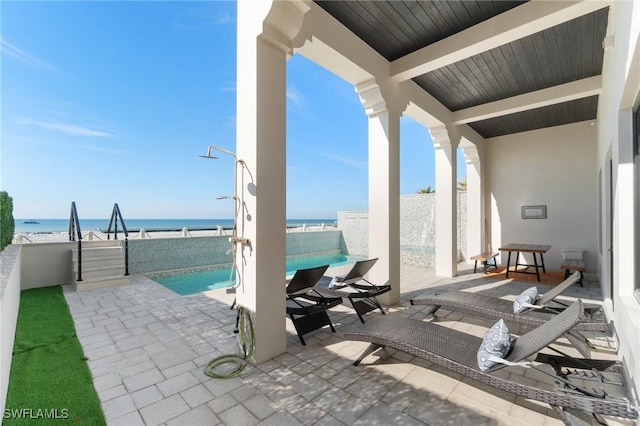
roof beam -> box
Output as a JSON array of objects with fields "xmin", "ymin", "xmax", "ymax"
[
  {"xmin": 401, "ymin": 80, "xmax": 452, "ymax": 128},
  {"xmin": 294, "ymin": 4, "xmax": 387, "ymax": 86},
  {"xmin": 451, "ymin": 76, "xmax": 602, "ymax": 124},
  {"xmin": 391, "ymin": 0, "xmax": 610, "ymax": 82},
  {"xmin": 296, "ymin": 2, "xmax": 485, "ymax": 142}
]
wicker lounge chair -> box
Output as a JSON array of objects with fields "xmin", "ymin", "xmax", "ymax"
[
  {"xmin": 410, "ymin": 271, "xmax": 608, "ymax": 358},
  {"xmin": 286, "ymin": 265, "xmax": 342, "ymax": 346},
  {"xmin": 345, "ymin": 300, "xmax": 638, "ymax": 425},
  {"xmin": 411, "ymin": 270, "xmax": 608, "ymax": 330},
  {"xmin": 314, "ymin": 258, "xmax": 391, "ymax": 323}
]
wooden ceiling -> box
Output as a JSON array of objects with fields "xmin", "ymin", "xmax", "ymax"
[{"xmin": 315, "ymin": 0, "xmax": 609, "ymax": 139}]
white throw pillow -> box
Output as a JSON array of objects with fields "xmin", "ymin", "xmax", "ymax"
[
  {"xmin": 477, "ymin": 319, "xmax": 511, "ymax": 372},
  {"xmin": 513, "ymin": 287, "xmax": 538, "ymax": 314}
]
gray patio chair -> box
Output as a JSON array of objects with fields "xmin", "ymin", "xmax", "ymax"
[
  {"xmin": 345, "ymin": 300, "xmax": 638, "ymax": 425},
  {"xmin": 410, "ymin": 271, "xmax": 608, "ymax": 357},
  {"xmin": 314, "ymin": 258, "xmax": 391, "ymax": 323},
  {"xmin": 286, "ymin": 264, "xmax": 342, "ymax": 346}
]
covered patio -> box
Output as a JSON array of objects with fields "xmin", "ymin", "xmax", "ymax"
[{"xmin": 231, "ymin": 1, "xmax": 640, "ymax": 409}]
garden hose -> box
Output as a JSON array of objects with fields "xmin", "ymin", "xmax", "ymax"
[{"xmin": 204, "ymin": 305, "xmax": 255, "ymax": 378}]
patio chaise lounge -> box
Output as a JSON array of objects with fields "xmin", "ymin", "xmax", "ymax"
[
  {"xmin": 345, "ymin": 300, "xmax": 638, "ymax": 425},
  {"xmin": 409, "ymin": 271, "xmax": 607, "ymax": 327},
  {"xmin": 286, "ymin": 264, "xmax": 342, "ymax": 346},
  {"xmin": 314, "ymin": 258, "xmax": 391, "ymax": 323},
  {"xmin": 410, "ymin": 271, "xmax": 608, "ymax": 358}
]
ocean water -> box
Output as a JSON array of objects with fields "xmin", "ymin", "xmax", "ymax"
[{"xmin": 14, "ymin": 218, "xmax": 336, "ymax": 234}]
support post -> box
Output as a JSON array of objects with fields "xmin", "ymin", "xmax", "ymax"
[
  {"xmin": 431, "ymin": 126, "xmax": 459, "ymax": 277},
  {"xmin": 356, "ymin": 79, "xmax": 401, "ymax": 305},
  {"xmin": 235, "ymin": 0, "xmax": 309, "ymax": 363},
  {"xmin": 462, "ymin": 144, "xmax": 483, "ymax": 259}
]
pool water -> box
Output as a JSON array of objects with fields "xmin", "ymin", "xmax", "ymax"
[{"xmin": 152, "ymin": 253, "xmax": 360, "ymax": 295}]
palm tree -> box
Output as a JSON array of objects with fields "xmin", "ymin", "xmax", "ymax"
[
  {"xmin": 417, "ymin": 186, "xmax": 435, "ymax": 194},
  {"xmin": 417, "ymin": 181, "xmax": 466, "ymax": 193}
]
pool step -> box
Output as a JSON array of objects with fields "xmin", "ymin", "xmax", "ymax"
[
  {"xmin": 71, "ymin": 240, "xmax": 129, "ymax": 291},
  {"xmin": 79, "ymin": 264, "xmax": 126, "ymax": 280},
  {"xmin": 73, "ymin": 275, "xmax": 131, "ymax": 292}
]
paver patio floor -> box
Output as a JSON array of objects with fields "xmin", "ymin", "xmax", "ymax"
[{"xmin": 63, "ymin": 263, "xmax": 631, "ymax": 426}]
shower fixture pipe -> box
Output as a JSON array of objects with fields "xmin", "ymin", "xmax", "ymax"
[
  {"xmin": 200, "ymin": 144, "xmax": 250, "ymax": 290},
  {"xmin": 200, "ymin": 144, "xmax": 238, "ymax": 160},
  {"xmin": 200, "ymin": 146, "xmax": 243, "ymax": 225}
]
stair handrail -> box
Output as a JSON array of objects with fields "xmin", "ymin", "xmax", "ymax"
[
  {"xmin": 69, "ymin": 201, "xmax": 83, "ymax": 281},
  {"xmin": 106, "ymin": 203, "xmax": 129, "ymax": 276}
]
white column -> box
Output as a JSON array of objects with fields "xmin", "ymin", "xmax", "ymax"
[
  {"xmin": 235, "ymin": 0, "xmax": 308, "ymax": 363},
  {"xmin": 462, "ymin": 144, "xmax": 483, "ymax": 258},
  {"xmin": 356, "ymin": 79, "xmax": 401, "ymax": 305},
  {"xmin": 431, "ymin": 126, "xmax": 459, "ymax": 277}
]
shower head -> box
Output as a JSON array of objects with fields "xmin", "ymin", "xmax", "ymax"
[
  {"xmin": 201, "ymin": 145, "xmax": 237, "ymax": 160},
  {"xmin": 216, "ymin": 195, "xmax": 238, "ymax": 200},
  {"xmin": 199, "ymin": 154, "xmax": 219, "ymax": 159}
]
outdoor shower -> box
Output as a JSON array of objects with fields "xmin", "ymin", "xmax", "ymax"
[
  {"xmin": 200, "ymin": 145, "xmax": 250, "ymax": 289},
  {"xmin": 201, "ymin": 146, "xmax": 255, "ymax": 377}
]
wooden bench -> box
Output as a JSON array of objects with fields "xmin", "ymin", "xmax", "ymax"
[
  {"xmin": 470, "ymin": 252, "xmax": 499, "ymax": 274},
  {"xmin": 561, "ymin": 259, "xmax": 585, "ymax": 286}
]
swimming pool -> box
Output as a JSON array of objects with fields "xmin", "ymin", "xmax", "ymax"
[{"xmin": 151, "ymin": 253, "xmax": 362, "ymax": 295}]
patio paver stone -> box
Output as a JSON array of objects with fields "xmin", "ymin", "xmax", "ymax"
[{"xmin": 59, "ymin": 264, "xmax": 623, "ymax": 426}]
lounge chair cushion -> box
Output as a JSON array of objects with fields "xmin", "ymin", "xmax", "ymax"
[
  {"xmin": 477, "ymin": 319, "xmax": 511, "ymax": 371},
  {"xmin": 513, "ymin": 287, "xmax": 538, "ymax": 314}
]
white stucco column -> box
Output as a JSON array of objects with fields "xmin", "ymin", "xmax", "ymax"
[
  {"xmin": 431, "ymin": 126, "xmax": 459, "ymax": 277},
  {"xmin": 235, "ymin": 0, "xmax": 309, "ymax": 363},
  {"xmin": 461, "ymin": 143, "xmax": 483, "ymax": 258},
  {"xmin": 356, "ymin": 79, "xmax": 401, "ymax": 305}
]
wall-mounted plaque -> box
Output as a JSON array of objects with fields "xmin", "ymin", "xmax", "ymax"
[{"xmin": 521, "ymin": 205, "xmax": 547, "ymax": 219}]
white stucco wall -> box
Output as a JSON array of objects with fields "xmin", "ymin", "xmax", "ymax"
[
  {"xmin": 597, "ymin": 0, "xmax": 640, "ymax": 401},
  {"xmin": 0, "ymin": 245, "xmax": 21, "ymax": 416},
  {"xmin": 485, "ymin": 121, "xmax": 598, "ymax": 273},
  {"xmin": 20, "ymin": 242, "xmax": 74, "ymax": 289}
]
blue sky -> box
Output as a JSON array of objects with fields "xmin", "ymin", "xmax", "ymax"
[{"xmin": 1, "ymin": 1, "xmax": 465, "ymax": 220}]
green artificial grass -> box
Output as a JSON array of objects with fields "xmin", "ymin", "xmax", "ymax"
[{"xmin": 4, "ymin": 286, "xmax": 105, "ymax": 425}]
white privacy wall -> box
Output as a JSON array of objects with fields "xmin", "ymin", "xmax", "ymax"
[
  {"xmin": 485, "ymin": 121, "xmax": 598, "ymax": 273},
  {"xmin": 0, "ymin": 245, "xmax": 21, "ymax": 416}
]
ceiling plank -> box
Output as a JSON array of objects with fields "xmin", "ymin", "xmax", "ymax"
[
  {"xmin": 452, "ymin": 75, "xmax": 602, "ymax": 124},
  {"xmin": 390, "ymin": 0, "xmax": 609, "ymax": 82},
  {"xmin": 469, "ymin": 96, "xmax": 599, "ymax": 138}
]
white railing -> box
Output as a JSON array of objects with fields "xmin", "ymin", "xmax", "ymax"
[{"xmin": 13, "ymin": 223, "xmax": 339, "ymax": 243}]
